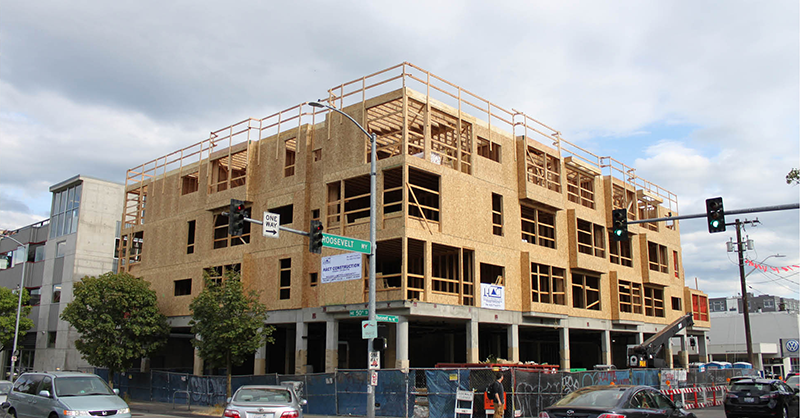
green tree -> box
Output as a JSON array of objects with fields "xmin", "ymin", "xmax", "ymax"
[
  {"xmin": 189, "ymin": 271, "xmax": 274, "ymax": 398},
  {"xmin": 787, "ymin": 168, "xmax": 799, "ymax": 185},
  {"xmin": 60, "ymin": 272, "xmax": 169, "ymax": 386},
  {"xmin": 0, "ymin": 287, "xmax": 34, "ymax": 354}
]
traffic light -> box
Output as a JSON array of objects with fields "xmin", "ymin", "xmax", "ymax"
[
  {"xmin": 309, "ymin": 220, "xmax": 323, "ymax": 254},
  {"xmin": 611, "ymin": 208, "xmax": 628, "ymax": 241},
  {"xmin": 705, "ymin": 197, "xmax": 726, "ymax": 233},
  {"xmin": 228, "ymin": 199, "xmax": 246, "ymax": 236},
  {"xmin": 372, "ymin": 337, "xmax": 387, "ymax": 352}
]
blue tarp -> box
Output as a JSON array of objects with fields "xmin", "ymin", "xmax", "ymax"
[{"xmin": 426, "ymin": 369, "xmax": 469, "ymax": 418}]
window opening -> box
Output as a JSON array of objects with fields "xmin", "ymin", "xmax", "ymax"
[
  {"xmin": 327, "ymin": 182, "xmax": 342, "ymax": 227},
  {"xmin": 313, "ymin": 149, "xmax": 322, "ymax": 162},
  {"xmin": 408, "ymin": 168, "xmax": 440, "ymax": 224},
  {"xmin": 279, "ymin": 258, "xmax": 291, "ymax": 300},
  {"xmin": 618, "ymin": 280, "xmax": 642, "ymax": 314},
  {"xmin": 174, "ymin": 279, "xmax": 192, "ymax": 296},
  {"xmin": 284, "ymin": 138, "xmax": 296, "ymax": 177},
  {"xmin": 525, "ymin": 147, "xmax": 561, "ymax": 192},
  {"xmin": 480, "ymin": 263, "xmax": 505, "ymax": 286},
  {"xmin": 129, "ymin": 231, "xmax": 143, "ymax": 265},
  {"xmin": 376, "ymin": 239, "xmax": 402, "ymax": 291},
  {"xmin": 672, "ymin": 297, "xmax": 682, "ymax": 310},
  {"xmin": 406, "ymin": 239, "xmax": 425, "ymax": 300},
  {"xmin": 310, "ymin": 272, "xmax": 318, "ymax": 287},
  {"xmin": 268, "ymin": 205, "xmax": 294, "ymax": 225},
  {"xmin": 477, "ymin": 136, "xmax": 501, "ymax": 163},
  {"xmin": 566, "ymin": 168, "xmax": 595, "ymax": 209},
  {"xmin": 648, "ymin": 242, "xmax": 669, "ymax": 273},
  {"xmin": 383, "ymin": 167, "xmax": 403, "ymax": 216},
  {"xmin": 572, "ymin": 272, "xmax": 600, "ymax": 310},
  {"xmin": 432, "ymin": 244, "xmax": 460, "ymax": 294},
  {"xmin": 52, "ymin": 284, "xmax": 62, "ymax": 304},
  {"xmin": 56, "ymin": 241, "xmax": 66, "ymax": 258},
  {"xmin": 187, "ymin": 220, "xmax": 196, "ymax": 254},
  {"xmin": 492, "ymin": 193, "xmax": 503, "ymax": 236},
  {"xmin": 644, "ymin": 286, "xmax": 665, "ymax": 317},
  {"xmin": 531, "ymin": 264, "xmax": 566, "ymax": 305},
  {"xmin": 692, "ymin": 294, "xmax": 709, "ymax": 321},
  {"xmin": 204, "ymin": 263, "xmax": 240, "ymax": 285},
  {"xmin": 27, "ymin": 288, "xmax": 41, "ymax": 306},
  {"xmin": 577, "ymin": 219, "xmax": 605, "ymax": 257},
  {"xmin": 181, "ymin": 171, "xmax": 199, "ymax": 195},
  {"xmin": 521, "ymin": 205, "xmax": 556, "ymax": 248},
  {"xmin": 210, "ymin": 149, "xmax": 247, "ymax": 193},
  {"xmin": 213, "ymin": 208, "xmax": 251, "ymax": 249},
  {"xmin": 47, "ymin": 332, "xmax": 57, "ymax": 348},
  {"xmin": 609, "ymin": 234, "xmax": 633, "ymax": 267},
  {"xmin": 344, "ymin": 176, "xmax": 370, "ymax": 225},
  {"xmin": 311, "ymin": 209, "xmax": 320, "ymax": 220},
  {"xmin": 50, "ymin": 182, "xmax": 82, "ymax": 238},
  {"xmin": 673, "ymin": 250, "xmax": 679, "ymax": 277}
]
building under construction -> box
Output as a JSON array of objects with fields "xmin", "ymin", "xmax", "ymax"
[{"xmin": 117, "ymin": 63, "xmax": 710, "ymax": 375}]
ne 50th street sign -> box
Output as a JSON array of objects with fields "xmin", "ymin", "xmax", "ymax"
[{"xmin": 322, "ymin": 233, "xmax": 371, "ymax": 254}]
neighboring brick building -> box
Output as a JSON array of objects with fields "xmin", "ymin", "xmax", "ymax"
[{"xmin": 116, "ymin": 63, "xmax": 710, "ymax": 375}]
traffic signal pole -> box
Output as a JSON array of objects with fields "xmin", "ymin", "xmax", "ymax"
[
  {"xmin": 734, "ymin": 218, "xmax": 757, "ymax": 366},
  {"xmin": 624, "ymin": 203, "xmax": 799, "ymax": 226}
]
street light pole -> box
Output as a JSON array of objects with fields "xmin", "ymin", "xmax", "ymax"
[
  {"xmin": 309, "ymin": 101, "xmax": 378, "ymax": 418},
  {"xmin": 1, "ymin": 234, "xmax": 27, "ymax": 381}
]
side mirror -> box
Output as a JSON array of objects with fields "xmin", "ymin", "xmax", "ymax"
[
  {"xmin": 2, "ymin": 401, "xmax": 10, "ymax": 409},
  {"xmin": 793, "ymin": 388, "xmax": 799, "ymax": 394},
  {"xmin": 113, "ymin": 388, "xmax": 120, "ymax": 395},
  {"xmin": 227, "ymin": 397, "xmax": 232, "ymax": 404},
  {"xmin": 38, "ymin": 390, "xmax": 51, "ymax": 398},
  {"xmin": 674, "ymin": 400, "xmax": 684, "ymax": 408},
  {"xmin": 301, "ymin": 399, "xmax": 308, "ymax": 406}
]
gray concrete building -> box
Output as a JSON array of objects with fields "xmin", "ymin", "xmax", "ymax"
[{"xmin": 1, "ymin": 175, "xmax": 123, "ymax": 373}]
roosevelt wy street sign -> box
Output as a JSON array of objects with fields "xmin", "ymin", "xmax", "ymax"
[{"xmin": 322, "ymin": 233, "xmax": 371, "ymax": 254}]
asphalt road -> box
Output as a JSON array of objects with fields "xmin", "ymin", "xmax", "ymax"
[{"xmin": 692, "ymin": 405, "xmax": 724, "ymax": 418}]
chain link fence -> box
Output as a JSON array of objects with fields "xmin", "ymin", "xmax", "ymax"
[{"xmin": 101, "ymin": 367, "xmax": 755, "ymax": 418}]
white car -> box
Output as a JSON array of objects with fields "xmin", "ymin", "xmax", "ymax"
[
  {"xmin": 0, "ymin": 380, "xmax": 12, "ymax": 403},
  {"xmin": 223, "ymin": 385, "xmax": 306, "ymax": 418},
  {"xmin": 6, "ymin": 371, "xmax": 130, "ymax": 418}
]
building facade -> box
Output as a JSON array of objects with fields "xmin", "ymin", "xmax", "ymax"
[
  {"xmin": 0, "ymin": 175, "xmax": 124, "ymax": 373},
  {"xmin": 710, "ymin": 294, "xmax": 800, "ymax": 314},
  {"xmin": 116, "ymin": 63, "xmax": 710, "ymax": 375}
]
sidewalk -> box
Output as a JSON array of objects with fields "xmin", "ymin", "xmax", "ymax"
[{"xmin": 128, "ymin": 400, "xmax": 219, "ymax": 417}]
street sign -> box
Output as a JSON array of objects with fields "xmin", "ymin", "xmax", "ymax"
[
  {"xmin": 350, "ymin": 309, "xmax": 368, "ymax": 317},
  {"xmin": 362, "ymin": 320, "xmax": 378, "ymax": 339},
  {"xmin": 377, "ymin": 314, "xmax": 398, "ymax": 323},
  {"xmin": 370, "ymin": 369, "xmax": 378, "ymax": 386},
  {"xmin": 369, "ymin": 351, "xmax": 380, "ymax": 370},
  {"xmin": 322, "ymin": 233, "xmax": 371, "ymax": 254},
  {"xmin": 262, "ymin": 212, "xmax": 280, "ymax": 238}
]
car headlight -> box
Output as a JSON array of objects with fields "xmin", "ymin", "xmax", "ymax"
[{"xmin": 118, "ymin": 407, "xmax": 130, "ymax": 414}]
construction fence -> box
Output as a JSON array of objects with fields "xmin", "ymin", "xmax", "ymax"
[{"xmin": 97, "ymin": 367, "xmax": 756, "ymax": 418}]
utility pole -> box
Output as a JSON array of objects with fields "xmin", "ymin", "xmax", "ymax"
[{"xmin": 734, "ymin": 219, "xmax": 758, "ymax": 367}]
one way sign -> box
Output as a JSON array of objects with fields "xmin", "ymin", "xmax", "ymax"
[{"xmin": 262, "ymin": 212, "xmax": 280, "ymax": 238}]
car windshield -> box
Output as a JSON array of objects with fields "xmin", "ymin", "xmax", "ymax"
[
  {"xmin": 55, "ymin": 376, "xmax": 114, "ymax": 397},
  {"xmin": 552, "ymin": 388, "xmax": 625, "ymax": 408},
  {"xmin": 0, "ymin": 382, "xmax": 11, "ymax": 394},
  {"xmin": 234, "ymin": 388, "xmax": 291, "ymax": 403}
]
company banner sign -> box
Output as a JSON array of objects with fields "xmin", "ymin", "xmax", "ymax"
[
  {"xmin": 480, "ymin": 283, "xmax": 505, "ymax": 310},
  {"xmin": 321, "ymin": 252, "xmax": 363, "ymax": 284}
]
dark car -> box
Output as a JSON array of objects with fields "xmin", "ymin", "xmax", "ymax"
[
  {"xmin": 724, "ymin": 378, "xmax": 798, "ymax": 418},
  {"xmin": 540, "ymin": 385, "xmax": 696, "ymax": 418}
]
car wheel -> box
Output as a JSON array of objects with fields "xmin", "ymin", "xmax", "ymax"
[
  {"xmin": 780, "ymin": 405, "xmax": 789, "ymax": 418},
  {"xmin": 7, "ymin": 408, "xmax": 16, "ymax": 418},
  {"xmin": 49, "ymin": 413, "xmax": 59, "ymax": 418}
]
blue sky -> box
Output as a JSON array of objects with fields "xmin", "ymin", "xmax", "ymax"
[{"xmin": 1, "ymin": 0, "xmax": 798, "ymax": 299}]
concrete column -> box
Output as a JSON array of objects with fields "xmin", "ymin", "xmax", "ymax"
[
  {"xmin": 679, "ymin": 335, "xmax": 689, "ymax": 368},
  {"xmin": 636, "ymin": 332, "xmax": 644, "ymax": 345},
  {"xmin": 601, "ymin": 330, "xmax": 611, "ymax": 366},
  {"xmin": 254, "ymin": 343, "xmax": 266, "ymax": 375},
  {"xmin": 754, "ymin": 353, "xmax": 764, "ymax": 371},
  {"xmin": 508, "ymin": 324, "xmax": 519, "ymax": 363},
  {"xmin": 466, "ymin": 318, "xmax": 480, "ymax": 363},
  {"xmin": 698, "ymin": 334, "xmax": 709, "ymax": 363},
  {"xmin": 295, "ymin": 320, "xmax": 308, "ymax": 375},
  {"xmin": 395, "ymin": 317, "xmax": 409, "ymax": 370},
  {"xmin": 664, "ymin": 344, "xmax": 673, "ymax": 368},
  {"xmin": 559, "ymin": 327, "xmax": 570, "ymax": 371},
  {"xmin": 193, "ymin": 348, "xmax": 203, "ymax": 376},
  {"xmin": 325, "ymin": 319, "xmax": 339, "ymax": 373}
]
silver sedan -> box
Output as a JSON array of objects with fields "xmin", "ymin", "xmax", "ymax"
[{"xmin": 223, "ymin": 385, "xmax": 306, "ymax": 418}]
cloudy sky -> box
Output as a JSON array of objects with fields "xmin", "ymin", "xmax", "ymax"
[{"xmin": 1, "ymin": 1, "xmax": 798, "ymax": 299}]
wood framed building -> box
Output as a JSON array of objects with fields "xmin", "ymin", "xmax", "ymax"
[{"xmin": 117, "ymin": 62, "xmax": 710, "ymax": 375}]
